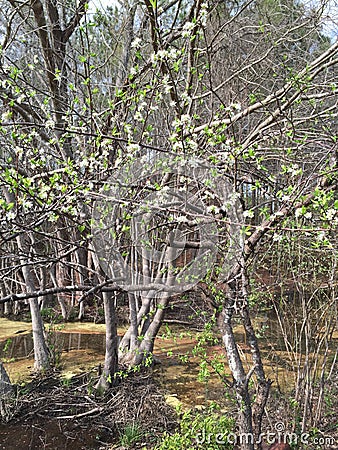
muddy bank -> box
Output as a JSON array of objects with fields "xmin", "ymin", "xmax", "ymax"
[{"xmin": 0, "ymin": 371, "xmax": 177, "ymax": 450}]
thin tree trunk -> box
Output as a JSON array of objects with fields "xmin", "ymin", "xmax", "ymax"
[
  {"xmin": 95, "ymin": 291, "xmax": 119, "ymax": 391},
  {"xmin": 0, "ymin": 361, "xmax": 13, "ymax": 397},
  {"xmin": 20, "ymin": 243, "xmax": 49, "ymax": 370},
  {"xmin": 2, "ymin": 188, "xmax": 49, "ymax": 371},
  {"xmin": 0, "ymin": 361, "xmax": 13, "ymax": 420},
  {"xmin": 241, "ymin": 266, "xmax": 272, "ymax": 448},
  {"xmin": 218, "ymin": 290, "xmax": 254, "ymax": 450},
  {"xmin": 50, "ymin": 265, "xmax": 68, "ymax": 320},
  {"xmin": 116, "ymin": 0, "xmax": 137, "ymax": 87},
  {"xmin": 137, "ymin": 294, "xmax": 170, "ymax": 362},
  {"xmin": 91, "ymin": 251, "xmax": 119, "ymax": 391}
]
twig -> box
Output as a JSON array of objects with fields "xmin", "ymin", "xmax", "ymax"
[{"xmin": 56, "ymin": 406, "xmax": 102, "ymax": 420}]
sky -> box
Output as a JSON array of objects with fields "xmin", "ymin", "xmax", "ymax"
[
  {"xmin": 87, "ymin": 0, "xmax": 338, "ymax": 40},
  {"xmin": 321, "ymin": 1, "xmax": 338, "ymax": 38}
]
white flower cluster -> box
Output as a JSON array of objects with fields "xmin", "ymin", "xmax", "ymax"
[
  {"xmin": 200, "ymin": 2, "xmax": 208, "ymax": 27},
  {"xmin": 126, "ymin": 143, "xmax": 140, "ymax": 153},
  {"xmin": 18, "ymin": 198, "xmax": 33, "ymax": 211},
  {"xmin": 224, "ymin": 103, "xmax": 242, "ymax": 116},
  {"xmin": 16, "ymin": 93, "xmax": 26, "ymax": 104},
  {"xmin": 182, "ymin": 21, "xmax": 195, "ymax": 38},
  {"xmin": 129, "ymin": 66, "xmax": 138, "ymax": 76},
  {"xmin": 132, "ymin": 100, "xmax": 149, "ymax": 123},
  {"xmin": 124, "ymin": 123, "xmax": 133, "ymax": 141},
  {"xmin": 172, "ymin": 114, "xmax": 192, "ymax": 130},
  {"xmin": 162, "ymin": 74, "xmax": 173, "ymax": 94},
  {"xmin": 181, "ymin": 91, "xmax": 192, "ymax": 107},
  {"xmin": 182, "ymin": 2, "xmax": 208, "ymax": 37},
  {"xmin": 151, "ymin": 48, "xmax": 182, "ymax": 65},
  {"xmin": 6, "ymin": 211, "xmax": 16, "ymax": 221},
  {"xmin": 283, "ymin": 163, "xmax": 303, "ymax": 177},
  {"xmin": 0, "ymin": 78, "xmax": 9, "ymax": 88},
  {"xmin": 1, "ymin": 111, "xmax": 12, "ymax": 121},
  {"xmin": 325, "ymin": 208, "xmax": 336, "ymax": 221},
  {"xmin": 131, "ymin": 37, "xmax": 142, "ymax": 49},
  {"xmin": 170, "ymin": 114, "xmax": 199, "ymax": 152},
  {"xmin": 186, "ymin": 138, "xmax": 198, "ymax": 151},
  {"xmin": 45, "ymin": 118, "xmax": 55, "ymax": 129},
  {"xmin": 38, "ymin": 183, "xmax": 52, "ymax": 200},
  {"xmin": 243, "ymin": 209, "xmax": 254, "ymax": 219}
]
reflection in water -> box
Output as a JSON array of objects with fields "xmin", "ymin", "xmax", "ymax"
[
  {"xmin": 1, "ymin": 316, "xmax": 335, "ymax": 409},
  {"xmin": 0, "ymin": 332, "xmax": 106, "ymax": 359}
]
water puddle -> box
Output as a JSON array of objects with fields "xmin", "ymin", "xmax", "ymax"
[
  {"xmin": 0, "ymin": 331, "xmax": 106, "ymax": 360},
  {"xmin": 0, "ymin": 318, "xmax": 295, "ymax": 405}
]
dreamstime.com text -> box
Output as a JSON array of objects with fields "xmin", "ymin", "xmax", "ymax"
[{"xmin": 195, "ymin": 428, "xmax": 336, "ymax": 447}]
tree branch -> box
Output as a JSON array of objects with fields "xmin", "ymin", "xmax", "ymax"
[{"xmin": 63, "ymin": 0, "xmax": 88, "ymax": 42}]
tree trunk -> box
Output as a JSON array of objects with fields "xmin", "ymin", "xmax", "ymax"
[
  {"xmin": 50, "ymin": 265, "xmax": 68, "ymax": 319},
  {"xmin": 0, "ymin": 361, "xmax": 14, "ymax": 420},
  {"xmin": 218, "ymin": 292, "xmax": 254, "ymax": 450},
  {"xmin": 241, "ymin": 267, "xmax": 272, "ymax": 448},
  {"xmin": 217, "ymin": 268, "xmax": 272, "ymax": 449},
  {"xmin": 90, "ymin": 251, "xmax": 119, "ymax": 391},
  {"xmin": 19, "ymin": 235, "xmax": 49, "ymax": 371},
  {"xmin": 0, "ymin": 362, "xmax": 13, "ymax": 398},
  {"xmin": 119, "ymin": 293, "xmax": 170, "ymax": 366},
  {"xmin": 2, "ymin": 188, "xmax": 50, "ymax": 371},
  {"xmin": 95, "ymin": 291, "xmax": 119, "ymax": 391}
]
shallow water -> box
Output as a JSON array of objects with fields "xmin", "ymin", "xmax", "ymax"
[
  {"xmin": 0, "ymin": 318, "xmax": 295, "ymax": 403},
  {"xmin": 1, "ymin": 316, "xmax": 336, "ymax": 449}
]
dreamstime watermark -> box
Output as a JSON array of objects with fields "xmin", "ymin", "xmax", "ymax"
[
  {"xmin": 92, "ymin": 151, "xmax": 243, "ymax": 295},
  {"xmin": 195, "ymin": 422, "xmax": 336, "ymax": 447}
]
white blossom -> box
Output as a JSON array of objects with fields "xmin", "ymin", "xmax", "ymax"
[
  {"xmin": 138, "ymin": 101, "xmax": 147, "ymax": 111},
  {"xmin": 173, "ymin": 141, "xmax": 183, "ymax": 151},
  {"xmin": 1, "ymin": 111, "xmax": 12, "ymax": 121},
  {"xmin": 232, "ymin": 103, "xmax": 242, "ymax": 111},
  {"xmin": 200, "ymin": 2, "xmax": 208, "ymax": 26},
  {"xmin": 79, "ymin": 158, "xmax": 89, "ymax": 168},
  {"xmin": 48, "ymin": 213, "xmax": 59, "ymax": 223},
  {"xmin": 126, "ymin": 143, "xmax": 140, "ymax": 153},
  {"xmin": 45, "ymin": 118, "xmax": 55, "ymax": 129},
  {"xmin": 131, "ymin": 38, "xmax": 142, "ymax": 49},
  {"xmin": 22, "ymin": 200, "xmax": 33, "ymax": 210},
  {"xmin": 243, "ymin": 209, "xmax": 254, "ymax": 219},
  {"xmin": 6, "ymin": 211, "xmax": 16, "ymax": 221},
  {"xmin": 134, "ymin": 111, "xmax": 144, "ymax": 122},
  {"xmin": 15, "ymin": 146, "xmax": 24, "ymax": 157},
  {"xmin": 186, "ymin": 138, "xmax": 198, "ymax": 151},
  {"xmin": 295, "ymin": 208, "xmax": 302, "ymax": 218},
  {"xmin": 207, "ymin": 205, "xmax": 220, "ymax": 214},
  {"xmin": 182, "ymin": 21, "xmax": 195, "ymax": 38},
  {"xmin": 326, "ymin": 208, "xmax": 336, "ymax": 221},
  {"xmin": 17, "ymin": 94, "xmax": 25, "ymax": 104},
  {"xmin": 176, "ymin": 215, "xmax": 188, "ymax": 223}
]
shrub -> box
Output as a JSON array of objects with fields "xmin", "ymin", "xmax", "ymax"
[{"xmin": 156, "ymin": 407, "xmax": 234, "ymax": 450}]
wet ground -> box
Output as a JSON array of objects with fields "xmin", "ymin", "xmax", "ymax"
[
  {"xmin": 0, "ymin": 419, "xmax": 107, "ymax": 450},
  {"xmin": 0, "ymin": 317, "xmax": 297, "ymax": 406},
  {"xmin": 1, "ymin": 317, "xmax": 337, "ymax": 449}
]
